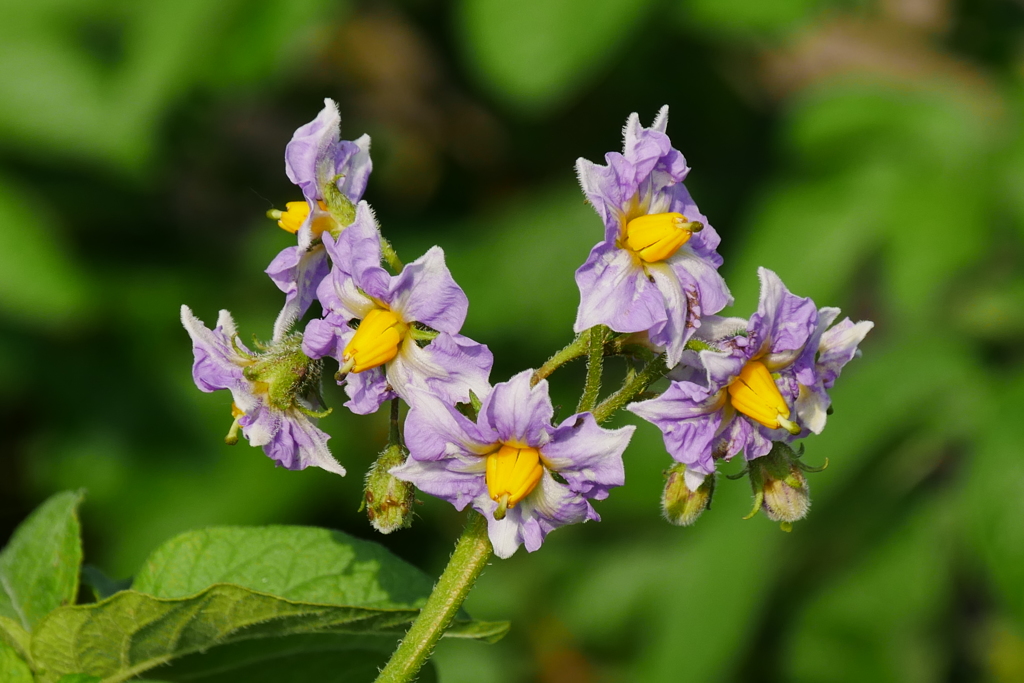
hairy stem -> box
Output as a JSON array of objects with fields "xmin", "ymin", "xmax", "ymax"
[
  {"xmin": 381, "ymin": 237, "xmax": 404, "ymax": 273},
  {"xmin": 593, "ymin": 355, "xmax": 667, "ymax": 424},
  {"xmin": 374, "ymin": 513, "xmax": 492, "ymax": 683},
  {"xmin": 532, "ymin": 333, "xmax": 589, "ymax": 385},
  {"xmin": 576, "ymin": 326, "xmax": 606, "ymax": 413}
]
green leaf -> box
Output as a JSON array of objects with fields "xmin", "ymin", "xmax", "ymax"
[
  {"xmin": 0, "ymin": 490, "xmax": 84, "ymax": 631},
  {"xmin": 57, "ymin": 676, "xmax": 101, "ymax": 683},
  {"xmin": 457, "ymin": 0, "xmax": 653, "ymax": 114},
  {"xmin": 0, "ymin": 640, "xmax": 33, "ymax": 683},
  {"xmin": 30, "ymin": 526, "xmax": 507, "ymax": 682},
  {"xmin": 131, "ymin": 526, "xmax": 436, "ymax": 607},
  {"xmin": 145, "ymin": 634, "xmax": 437, "ymax": 683},
  {"xmin": 677, "ymin": 0, "xmax": 824, "ymax": 38}
]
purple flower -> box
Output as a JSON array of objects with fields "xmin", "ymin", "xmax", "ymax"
[
  {"xmin": 267, "ymin": 98, "xmax": 372, "ymax": 341},
  {"xmin": 391, "ymin": 370, "xmax": 634, "ymax": 558},
  {"xmin": 627, "ymin": 268, "xmax": 872, "ymax": 490},
  {"xmin": 574, "ymin": 106, "xmax": 732, "ymax": 366},
  {"xmin": 181, "ymin": 305, "xmax": 345, "ymax": 476},
  {"xmin": 302, "ymin": 202, "xmax": 493, "ymax": 415}
]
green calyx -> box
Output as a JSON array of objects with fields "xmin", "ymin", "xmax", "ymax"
[
  {"xmin": 661, "ymin": 463, "xmax": 714, "ymax": 526},
  {"xmin": 322, "ymin": 174, "xmax": 357, "ymax": 233},
  {"xmin": 240, "ymin": 334, "xmax": 325, "ymax": 413},
  {"xmin": 363, "ymin": 443, "xmax": 416, "ymax": 534},
  {"xmin": 744, "ymin": 442, "xmax": 811, "ymax": 526}
]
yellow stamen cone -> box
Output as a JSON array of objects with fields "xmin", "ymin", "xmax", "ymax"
[
  {"xmin": 485, "ymin": 444, "xmax": 544, "ymax": 519},
  {"xmin": 273, "ymin": 201, "xmax": 310, "ymax": 234},
  {"xmin": 342, "ymin": 308, "xmax": 410, "ymax": 373},
  {"xmin": 727, "ymin": 360, "xmax": 800, "ymax": 433},
  {"xmin": 624, "ymin": 212, "xmax": 703, "ymax": 263}
]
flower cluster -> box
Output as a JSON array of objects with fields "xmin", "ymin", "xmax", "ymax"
[{"xmin": 181, "ymin": 101, "xmax": 872, "ymax": 557}]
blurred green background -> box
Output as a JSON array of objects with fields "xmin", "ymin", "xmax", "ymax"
[{"xmin": 2, "ymin": 0, "xmax": 1024, "ymax": 680}]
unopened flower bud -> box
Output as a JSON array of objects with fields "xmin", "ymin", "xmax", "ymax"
[
  {"xmin": 747, "ymin": 442, "xmax": 810, "ymax": 527},
  {"xmin": 364, "ymin": 443, "xmax": 415, "ymax": 534},
  {"xmin": 661, "ymin": 463, "xmax": 714, "ymax": 526}
]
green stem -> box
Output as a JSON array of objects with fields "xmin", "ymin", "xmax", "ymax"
[
  {"xmin": 389, "ymin": 398, "xmax": 402, "ymax": 445},
  {"xmin": 532, "ymin": 333, "xmax": 589, "ymax": 386},
  {"xmin": 381, "ymin": 237, "xmax": 404, "ymax": 273},
  {"xmin": 374, "ymin": 513, "xmax": 493, "ymax": 683},
  {"xmin": 593, "ymin": 355, "xmax": 667, "ymax": 424},
  {"xmin": 576, "ymin": 326, "xmax": 606, "ymax": 413}
]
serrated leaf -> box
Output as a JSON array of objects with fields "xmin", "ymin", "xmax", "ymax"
[
  {"xmin": 457, "ymin": 0, "xmax": 653, "ymax": 114},
  {"xmin": 0, "ymin": 639, "xmax": 33, "ymax": 683},
  {"xmin": 57, "ymin": 675, "xmax": 101, "ymax": 683},
  {"xmin": 0, "ymin": 490, "xmax": 84, "ymax": 631}
]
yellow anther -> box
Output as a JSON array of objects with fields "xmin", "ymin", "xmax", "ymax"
[
  {"xmin": 727, "ymin": 361, "xmax": 800, "ymax": 434},
  {"xmin": 342, "ymin": 308, "xmax": 409, "ymax": 373},
  {"xmin": 486, "ymin": 444, "xmax": 544, "ymax": 519},
  {"xmin": 270, "ymin": 200, "xmax": 334, "ymax": 236},
  {"xmin": 624, "ymin": 212, "xmax": 703, "ymax": 263},
  {"xmin": 273, "ymin": 201, "xmax": 310, "ymax": 234}
]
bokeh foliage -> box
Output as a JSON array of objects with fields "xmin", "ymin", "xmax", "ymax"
[{"xmin": 2, "ymin": 0, "xmax": 1024, "ymax": 681}]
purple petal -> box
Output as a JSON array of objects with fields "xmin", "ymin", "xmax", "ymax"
[
  {"xmin": 479, "ymin": 370, "xmax": 554, "ymax": 447},
  {"xmin": 818, "ymin": 318, "xmax": 874, "ymax": 388},
  {"xmin": 573, "ymin": 242, "xmax": 666, "ymax": 335},
  {"xmin": 403, "ymin": 386, "xmax": 496, "ymax": 462},
  {"xmin": 748, "ymin": 268, "xmax": 818, "ymax": 357},
  {"xmin": 181, "ymin": 306, "xmax": 246, "ymax": 393},
  {"xmin": 333, "ymin": 135, "xmax": 373, "ymax": 203},
  {"xmin": 260, "ymin": 409, "xmax": 344, "ymax": 475},
  {"xmin": 627, "ymin": 381, "xmax": 724, "ymax": 479},
  {"xmin": 344, "ymin": 366, "xmax": 393, "ymax": 415},
  {"xmin": 387, "ymin": 247, "xmax": 468, "ymax": 333},
  {"xmin": 285, "ymin": 99, "xmax": 341, "ymax": 196},
  {"xmin": 301, "ymin": 316, "xmax": 350, "ymax": 360},
  {"xmin": 266, "ymin": 244, "xmax": 330, "ymax": 342},
  {"xmin": 576, "ymin": 157, "xmax": 629, "ymax": 239},
  {"xmin": 646, "ymin": 264, "xmax": 692, "ymax": 367},
  {"xmin": 478, "ymin": 471, "xmax": 596, "ymax": 559},
  {"xmin": 326, "ymin": 202, "xmax": 391, "ymax": 304},
  {"xmin": 388, "ymin": 333, "xmax": 493, "ymax": 407},
  {"xmin": 541, "ymin": 413, "xmax": 632, "ymax": 500},
  {"xmin": 390, "ymin": 455, "xmax": 486, "ymax": 511}
]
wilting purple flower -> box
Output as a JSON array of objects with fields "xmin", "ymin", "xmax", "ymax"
[
  {"xmin": 391, "ymin": 370, "xmax": 633, "ymax": 558},
  {"xmin": 574, "ymin": 106, "xmax": 732, "ymax": 366},
  {"xmin": 181, "ymin": 305, "xmax": 345, "ymax": 476},
  {"xmin": 627, "ymin": 268, "xmax": 872, "ymax": 490},
  {"xmin": 302, "ymin": 202, "xmax": 492, "ymax": 415},
  {"xmin": 266, "ymin": 98, "xmax": 372, "ymax": 341}
]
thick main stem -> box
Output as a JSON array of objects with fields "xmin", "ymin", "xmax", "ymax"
[
  {"xmin": 576, "ymin": 326, "xmax": 606, "ymax": 413},
  {"xmin": 375, "ymin": 513, "xmax": 493, "ymax": 683}
]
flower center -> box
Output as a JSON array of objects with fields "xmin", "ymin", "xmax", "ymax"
[
  {"xmin": 726, "ymin": 360, "xmax": 800, "ymax": 434},
  {"xmin": 270, "ymin": 200, "xmax": 335, "ymax": 236},
  {"xmin": 624, "ymin": 212, "xmax": 703, "ymax": 263},
  {"xmin": 486, "ymin": 444, "xmax": 544, "ymax": 520},
  {"xmin": 341, "ymin": 308, "xmax": 410, "ymax": 374}
]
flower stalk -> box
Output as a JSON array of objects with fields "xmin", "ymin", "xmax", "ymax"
[
  {"xmin": 576, "ymin": 325, "xmax": 606, "ymax": 413},
  {"xmin": 374, "ymin": 513, "xmax": 493, "ymax": 683},
  {"xmin": 593, "ymin": 355, "xmax": 667, "ymax": 424}
]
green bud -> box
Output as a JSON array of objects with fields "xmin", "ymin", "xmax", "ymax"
[
  {"xmin": 661, "ymin": 463, "xmax": 714, "ymax": 526},
  {"xmin": 747, "ymin": 442, "xmax": 810, "ymax": 525},
  {"xmin": 364, "ymin": 443, "xmax": 415, "ymax": 534}
]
